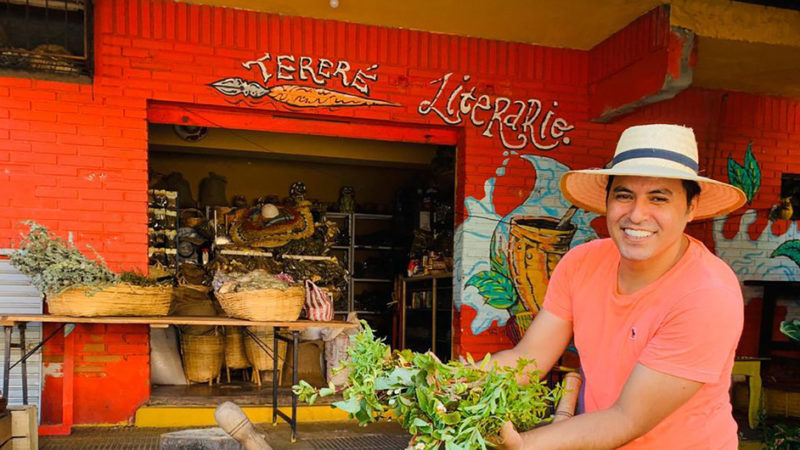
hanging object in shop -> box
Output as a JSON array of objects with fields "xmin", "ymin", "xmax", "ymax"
[
  {"xmin": 209, "ymin": 53, "xmax": 400, "ymax": 108},
  {"xmin": 199, "ymin": 172, "xmax": 229, "ymax": 207},
  {"xmin": 173, "ymin": 125, "xmax": 208, "ymax": 142},
  {"xmin": 418, "ymin": 72, "xmax": 575, "ymax": 152},
  {"xmin": 288, "ymin": 181, "xmax": 306, "ymax": 204},
  {"xmin": 337, "ymin": 186, "xmax": 355, "ymax": 213},
  {"xmin": 152, "ymin": 172, "xmax": 194, "ymax": 208}
]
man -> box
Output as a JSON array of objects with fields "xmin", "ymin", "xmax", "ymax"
[{"xmin": 493, "ymin": 124, "xmax": 747, "ymax": 449}]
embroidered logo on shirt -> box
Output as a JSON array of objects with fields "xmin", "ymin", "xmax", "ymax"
[{"xmin": 630, "ymin": 327, "xmax": 637, "ymax": 340}]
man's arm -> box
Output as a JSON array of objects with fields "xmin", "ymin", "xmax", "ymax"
[
  {"xmin": 490, "ymin": 310, "xmax": 573, "ymax": 380},
  {"xmin": 505, "ymin": 363, "xmax": 702, "ymax": 449}
]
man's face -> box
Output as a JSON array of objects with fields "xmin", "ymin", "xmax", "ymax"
[{"xmin": 606, "ymin": 176, "xmax": 698, "ymax": 264}]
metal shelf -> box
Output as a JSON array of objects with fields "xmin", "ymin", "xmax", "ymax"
[
  {"xmin": 354, "ymin": 213, "xmax": 393, "ymax": 220},
  {"xmin": 354, "ymin": 245, "xmax": 394, "ymax": 250},
  {"xmin": 353, "ymin": 277, "xmax": 392, "ymax": 283},
  {"xmin": 325, "ymin": 211, "xmax": 397, "ymax": 314},
  {"xmin": 324, "ymin": 212, "xmax": 350, "ymax": 219}
]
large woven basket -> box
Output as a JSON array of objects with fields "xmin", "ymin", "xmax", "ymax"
[
  {"xmin": 181, "ymin": 333, "xmax": 224, "ymax": 383},
  {"xmin": 47, "ymin": 283, "xmax": 172, "ymax": 317},
  {"xmin": 224, "ymin": 326, "xmax": 251, "ymax": 370},
  {"xmin": 244, "ymin": 326, "xmax": 287, "ymax": 381},
  {"xmin": 215, "ymin": 286, "xmax": 305, "ymax": 321}
]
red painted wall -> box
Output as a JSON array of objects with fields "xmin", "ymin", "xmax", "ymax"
[{"xmin": 1, "ymin": 0, "xmax": 799, "ymax": 424}]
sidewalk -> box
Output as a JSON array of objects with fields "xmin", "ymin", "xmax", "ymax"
[{"xmin": 40, "ymin": 421, "xmax": 410, "ymax": 450}]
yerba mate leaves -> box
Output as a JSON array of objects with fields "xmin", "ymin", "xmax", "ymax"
[{"xmin": 293, "ymin": 323, "xmax": 561, "ymax": 449}]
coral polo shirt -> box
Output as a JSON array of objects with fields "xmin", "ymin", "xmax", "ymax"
[{"xmin": 544, "ymin": 235, "xmax": 743, "ymax": 449}]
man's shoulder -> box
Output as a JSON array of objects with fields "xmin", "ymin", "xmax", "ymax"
[
  {"xmin": 568, "ymin": 237, "xmax": 615, "ymax": 257},
  {"xmin": 684, "ymin": 237, "xmax": 741, "ymax": 289},
  {"xmin": 554, "ymin": 238, "xmax": 616, "ymax": 278},
  {"xmin": 665, "ymin": 238, "xmax": 744, "ymax": 313}
]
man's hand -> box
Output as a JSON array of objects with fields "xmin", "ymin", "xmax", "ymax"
[{"xmin": 495, "ymin": 422, "xmax": 524, "ymax": 450}]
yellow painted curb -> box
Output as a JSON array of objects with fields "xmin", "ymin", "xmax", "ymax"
[{"xmin": 135, "ymin": 405, "xmax": 352, "ymax": 427}]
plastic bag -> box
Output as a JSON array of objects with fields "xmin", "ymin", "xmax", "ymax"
[{"xmin": 303, "ymin": 280, "xmax": 333, "ymax": 321}]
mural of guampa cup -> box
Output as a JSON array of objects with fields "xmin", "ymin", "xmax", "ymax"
[
  {"xmin": 506, "ymin": 215, "xmax": 577, "ymax": 342},
  {"xmin": 458, "ymin": 154, "xmax": 598, "ymax": 339}
]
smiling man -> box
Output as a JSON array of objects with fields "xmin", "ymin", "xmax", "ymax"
[{"xmin": 491, "ymin": 124, "xmax": 748, "ymax": 449}]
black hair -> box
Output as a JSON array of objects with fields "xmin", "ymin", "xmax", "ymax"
[{"xmin": 604, "ymin": 175, "xmax": 701, "ymax": 208}]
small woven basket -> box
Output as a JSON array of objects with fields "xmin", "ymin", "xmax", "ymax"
[
  {"xmin": 215, "ymin": 286, "xmax": 305, "ymax": 321},
  {"xmin": 224, "ymin": 326, "xmax": 251, "ymax": 370},
  {"xmin": 47, "ymin": 283, "xmax": 172, "ymax": 317},
  {"xmin": 181, "ymin": 332, "xmax": 224, "ymax": 383}
]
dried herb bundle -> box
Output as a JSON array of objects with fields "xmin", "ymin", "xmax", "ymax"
[
  {"xmin": 10, "ymin": 222, "xmax": 119, "ymax": 295},
  {"xmin": 281, "ymin": 258, "xmax": 348, "ymax": 291},
  {"xmin": 10, "ymin": 221, "xmax": 168, "ymax": 295},
  {"xmin": 294, "ymin": 324, "xmax": 561, "ymax": 449}
]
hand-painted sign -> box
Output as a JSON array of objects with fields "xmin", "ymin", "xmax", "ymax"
[
  {"xmin": 418, "ymin": 73, "xmax": 575, "ymax": 151},
  {"xmin": 210, "ymin": 53, "xmax": 399, "ymax": 108}
]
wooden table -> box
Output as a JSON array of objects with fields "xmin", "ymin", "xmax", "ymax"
[
  {"xmin": 733, "ymin": 357, "xmax": 768, "ymax": 430},
  {"xmin": 0, "ymin": 315, "xmax": 358, "ymax": 440}
]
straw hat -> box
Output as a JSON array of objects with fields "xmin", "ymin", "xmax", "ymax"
[{"xmin": 560, "ymin": 124, "xmax": 746, "ymax": 220}]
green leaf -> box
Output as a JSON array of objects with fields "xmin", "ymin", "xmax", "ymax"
[
  {"xmin": 332, "ymin": 396, "xmax": 362, "ymax": 414},
  {"xmin": 771, "ymin": 240, "xmax": 800, "ymax": 268},
  {"xmin": 780, "ymin": 320, "xmax": 800, "ymax": 343},
  {"xmin": 465, "ymin": 271, "xmax": 516, "ymax": 309},
  {"xmin": 727, "ymin": 156, "xmax": 747, "ymax": 194},
  {"xmin": 374, "ymin": 376, "xmax": 391, "ymax": 391},
  {"xmin": 441, "ymin": 411, "xmax": 461, "ymax": 425},
  {"xmin": 416, "ymin": 387, "xmax": 432, "ymax": 414},
  {"xmin": 412, "ymin": 417, "xmax": 429, "ymax": 428},
  {"xmin": 744, "ymin": 142, "xmax": 761, "ymax": 203},
  {"xmin": 490, "ymin": 249, "xmax": 511, "ymax": 279},
  {"xmin": 387, "ymin": 367, "xmax": 418, "ymax": 386},
  {"xmin": 319, "ymin": 387, "xmax": 335, "ymax": 397}
]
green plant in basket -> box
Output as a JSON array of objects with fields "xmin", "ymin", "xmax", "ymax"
[
  {"xmin": 10, "ymin": 221, "xmax": 167, "ymax": 296},
  {"xmin": 293, "ymin": 323, "xmax": 562, "ymax": 449}
]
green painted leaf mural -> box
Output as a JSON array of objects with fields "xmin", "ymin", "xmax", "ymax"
[
  {"xmin": 466, "ymin": 270, "xmax": 516, "ymax": 309},
  {"xmin": 744, "ymin": 142, "xmax": 760, "ymax": 203},
  {"xmin": 727, "ymin": 141, "xmax": 760, "ymax": 204},
  {"xmin": 727, "ymin": 157, "xmax": 746, "ymax": 193},
  {"xmin": 490, "ymin": 249, "xmax": 510, "ymax": 279},
  {"xmin": 771, "ymin": 240, "xmax": 800, "ymax": 267},
  {"xmin": 780, "ymin": 320, "xmax": 800, "ymax": 343}
]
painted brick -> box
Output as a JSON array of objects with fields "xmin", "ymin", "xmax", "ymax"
[{"xmin": 0, "ymin": 0, "xmax": 797, "ymax": 428}]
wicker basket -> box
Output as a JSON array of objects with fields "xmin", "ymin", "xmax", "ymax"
[
  {"xmin": 244, "ymin": 326, "xmax": 287, "ymax": 385},
  {"xmin": 181, "ymin": 333, "xmax": 224, "ymax": 383},
  {"xmin": 47, "ymin": 283, "xmax": 172, "ymax": 317},
  {"xmin": 215, "ymin": 286, "xmax": 305, "ymax": 321},
  {"xmin": 224, "ymin": 327, "xmax": 251, "ymax": 370}
]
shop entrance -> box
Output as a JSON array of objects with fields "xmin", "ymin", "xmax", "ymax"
[{"xmin": 144, "ymin": 110, "xmax": 456, "ymax": 404}]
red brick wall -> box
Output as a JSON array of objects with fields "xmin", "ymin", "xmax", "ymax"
[{"xmin": 1, "ymin": 0, "xmax": 799, "ymax": 424}]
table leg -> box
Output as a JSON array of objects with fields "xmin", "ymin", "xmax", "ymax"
[
  {"xmin": 272, "ymin": 328, "xmax": 279, "ymax": 426},
  {"xmin": 748, "ymin": 370, "xmax": 762, "ymax": 429},
  {"xmin": 3, "ymin": 326, "xmax": 11, "ymax": 400},
  {"xmin": 759, "ymin": 287, "xmax": 777, "ymax": 357},
  {"xmin": 19, "ymin": 324, "xmax": 27, "ymax": 405},
  {"xmin": 291, "ymin": 330, "xmax": 299, "ymax": 443}
]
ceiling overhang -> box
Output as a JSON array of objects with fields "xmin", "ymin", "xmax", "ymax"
[{"xmin": 177, "ymin": 0, "xmax": 800, "ymax": 99}]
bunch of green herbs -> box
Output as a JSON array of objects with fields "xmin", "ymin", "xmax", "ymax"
[
  {"xmin": 294, "ymin": 323, "xmax": 561, "ymax": 449},
  {"xmin": 10, "ymin": 221, "xmax": 167, "ymax": 295}
]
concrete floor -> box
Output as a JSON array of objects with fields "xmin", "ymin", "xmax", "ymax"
[{"xmin": 40, "ymin": 421, "xmax": 411, "ymax": 450}]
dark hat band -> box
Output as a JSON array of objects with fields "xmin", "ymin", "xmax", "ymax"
[{"xmin": 612, "ymin": 148, "xmax": 699, "ymax": 173}]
